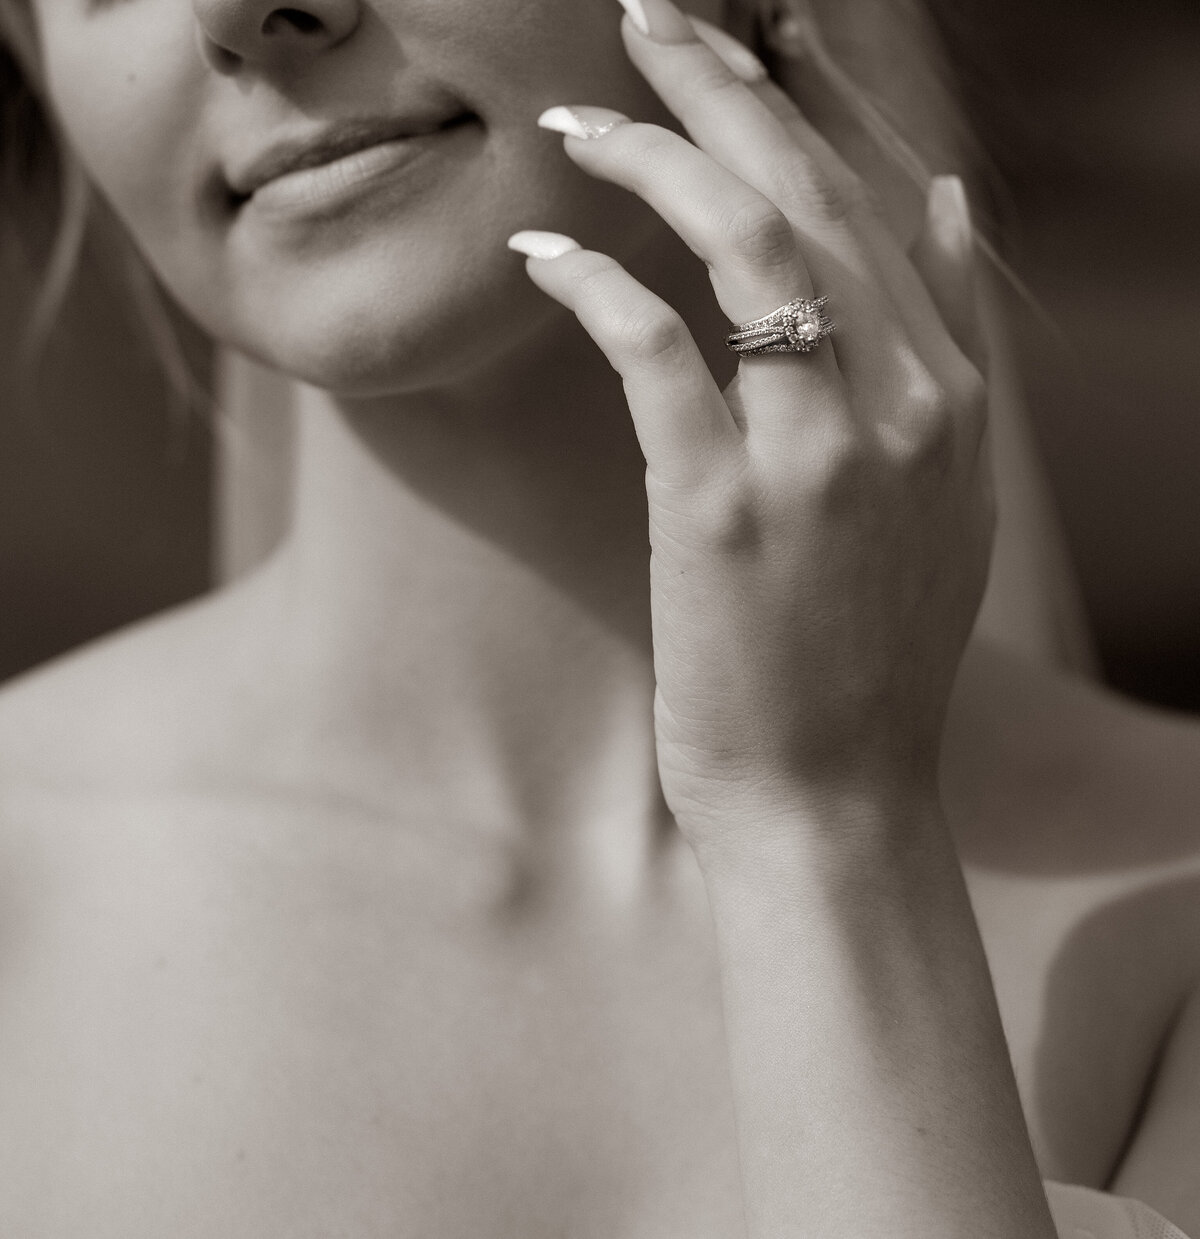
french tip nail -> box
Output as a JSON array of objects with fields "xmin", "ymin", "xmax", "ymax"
[
  {"xmin": 929, "ymin": 175, "xmax": 972, "ymax": 249},
  {"xmin": 930, "ymin": 174, "xmax": 968, "ymax": 212},
  {"xmin": 616, "ymin": 0, "xmax": 650, "ymax": 36},
  {"xmin": 537, "ymin": 105, "xmax": 630, "ymax": 139},
  {"xmin": 690, "ymin": 18, "xmax": 770, "ymax": 82},
  {"xmin": 537, "ymin": 106, "xmax": 588, "ymax": 139},
  {"xmin": 507, "ymin": 230, "xmax": 583, "ymax": 261}
]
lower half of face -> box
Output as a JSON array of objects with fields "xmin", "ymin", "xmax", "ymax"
[
  {"xmin": 194, "ymin": 114, "xmax": 653, "ymax": 396},
  {"xmin": 39, "ymin": 0, "xmax": 683, "ymax": 397}
]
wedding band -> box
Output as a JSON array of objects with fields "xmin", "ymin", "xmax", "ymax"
[{"xmin": 725, "ymin": 296, "xmax": 835, "ymax": 356}]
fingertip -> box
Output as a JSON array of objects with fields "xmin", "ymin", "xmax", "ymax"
[
  {"xmin": 926, "ymin": 175, "xmax": 973, "ymax": 262},
  {"xmin": 507, "ymin": 230, "xmax": 583, "ymax": 261},
  {"xmin": 689, "ymin": 16, "xmax": 769, "ymax": 84},
  {"xmin": 537, "ymin": 105, "xmax": 632, "ymax": 140},
  {"xmin": 616, "ymin": 0, "xmax": 650, "ymax": 37}
]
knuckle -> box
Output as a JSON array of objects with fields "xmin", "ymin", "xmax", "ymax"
[
  {"xmin": 687, "ymin": 52, "xmax": 746, "ymax": 102},
  {"xmin": 616, "ymin": 302, "xmax": 689, "ymax": 366},
  {"xmin": 775, "ymin": 157, "xmax": 850, "ymax": 225},
  {"xmin": 563, "ymin": 255, "xmax": 691, "ymax": 369},
  {"xmin": 565, "ymin": 250, "xmax": 620, "ymax": 292},
  {"xmin": 722, "ymin": 197, "xmax": 797, "ymax": 274},
  {"xmin": 912, "ymin": 377, "xmax": 953, "ymax": 428},
  {"xmin": 897, "ymin": 370, "xmax": 957, "ymax": 474}
]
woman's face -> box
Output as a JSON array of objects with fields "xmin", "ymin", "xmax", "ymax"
[{"xmin": 33, "ymin": 0, "xmax": 721, "ymax": 393}]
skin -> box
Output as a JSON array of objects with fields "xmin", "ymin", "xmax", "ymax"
[
  {"xmin": 2, "ymin": 0, "xmax": 1200, "ymax": 1235},
  {"xmin": 34, "ymin": 0, "xmax": 710, "ymax": 390}
]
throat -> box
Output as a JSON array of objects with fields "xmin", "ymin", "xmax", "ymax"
[{"xmin": 229, "ymin": 381, "xmax": 677, "ymax": 881}]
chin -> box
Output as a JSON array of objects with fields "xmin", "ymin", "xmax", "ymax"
[
  {"xmin": 174, "ymin": 145, "xmax": 619, "ymax": 396},
  {"xmin": 217, "ymin": 252, "xmax": 559, "ymax": 398}
]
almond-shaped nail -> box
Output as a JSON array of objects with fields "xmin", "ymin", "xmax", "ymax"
[
  {"xmin": 691, "ymin": 17, "xmax": 769, "ymax": 83},
  {"xmin": 616, "ymin": 0, "xmax": 650, "ymax": 36},
  {"xmin": 928, "ymin": 175, "xmax": 972, "ymax": 258},
  {"xmin": 538, "ymin": 106, "xmax": 631, "ymax": 140},
  {"xmin": 619, "ymin": 0, "xmax": 694, "ymax": 43},
  {"xmin": 507, "ymin": 230, "xmax": 583, "ymax": 261}
]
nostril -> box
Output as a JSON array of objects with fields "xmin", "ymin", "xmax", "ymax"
[{"xmin": 263, "ymin": 8, "xmax": 324, "ymax": 35}]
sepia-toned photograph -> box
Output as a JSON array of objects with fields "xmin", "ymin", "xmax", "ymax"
[{"xmin": 1, "ymin": 0, "xmax": 1199, "ymax": 1233}]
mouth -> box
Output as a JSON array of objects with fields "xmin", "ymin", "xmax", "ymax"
[{"xmin": 225, "ymin": 112, "xmax": 478, "ymax": 215}]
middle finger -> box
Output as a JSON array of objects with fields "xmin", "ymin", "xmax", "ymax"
[
  {"xmin": 540, "ymin": 106, "xmax": 901, "ymax": 392},
  {"xmin": 538, "ymin": 113, "xmax": 817, "ymax": 336},
  {"xmin": 617, "ymin": 0, "xmax": 873, "ymax": 282}
]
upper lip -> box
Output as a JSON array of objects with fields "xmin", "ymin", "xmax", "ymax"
[{"xmin": 226, "ymin": 113, "xmax": 462, "ymax": 199}]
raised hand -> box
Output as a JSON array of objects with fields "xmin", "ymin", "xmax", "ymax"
[{"xmin": 509, "ymin": 0, "xmax": 992, "ymax": 861}]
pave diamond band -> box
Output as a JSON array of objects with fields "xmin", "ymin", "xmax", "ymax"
[{"xmin": 725, "ymin": 296, "xmax": 835, "ymax": 357}]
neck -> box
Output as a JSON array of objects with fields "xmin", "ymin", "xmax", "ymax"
[
  {"xmin": 249, "ymin": 232, "xmax": 729, "ymax": 882},
  {"xmin": 225, "ymin": 34, "xmax": 978, "ymax": 876}
]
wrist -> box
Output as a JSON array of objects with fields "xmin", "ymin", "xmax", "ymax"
[{"xmin": 681, "ymin": 778, "xmax": 950, "ymax": 890}]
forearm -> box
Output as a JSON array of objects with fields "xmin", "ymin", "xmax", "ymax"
[{"xmin": 698, "ymin": 802, "xmax": 1056, "ymax": 1239}]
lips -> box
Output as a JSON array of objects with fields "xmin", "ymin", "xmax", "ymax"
[{"xmin": 226, "ymin": 112, "xmax": 474, "ymax": 204}]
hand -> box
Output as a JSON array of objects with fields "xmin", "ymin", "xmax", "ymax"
[{"xmin": 509, "ymin": 0, "xmax": 992, "ymax": 860}]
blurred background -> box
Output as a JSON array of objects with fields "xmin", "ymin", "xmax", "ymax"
[
  {"xmin": 948, "ymin": 0, "xmax": 1200, "ymax": 709},
  {"xmin": 2, "ymin": 0, "xmax": 1198, "ymax": 708}
]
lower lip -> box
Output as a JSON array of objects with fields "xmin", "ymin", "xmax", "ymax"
[{"xmin": 246, "ymin": 130, "xmax": 454, "ymax": 218}]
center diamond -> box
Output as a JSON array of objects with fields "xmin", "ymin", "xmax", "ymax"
[{"xmin": 787, "ymin": 307, "xmax": 823, "ymax": 347}]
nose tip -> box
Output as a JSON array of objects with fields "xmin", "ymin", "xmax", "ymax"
[{"xmin": 194, "ymin": 0, "xmax": 360, "ymax": 70}]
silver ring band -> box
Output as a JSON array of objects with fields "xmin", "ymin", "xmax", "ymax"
[{"xmin": 725, "ymin": 296, "xmax": 835, "ymax": 356}]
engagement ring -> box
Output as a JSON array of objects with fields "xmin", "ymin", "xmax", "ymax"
[{"xmin": 725, "ymin": 296, "xmax": 835, "ymax": 357}]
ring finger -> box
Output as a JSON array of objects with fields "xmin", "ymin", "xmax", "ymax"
[
  {"xmin": 541, "ymin": 108, "xmax": 912, "ymax": 395},
  {"xmin": 540, "ymin": 111, "xmax": 819, "ymax": 326}
]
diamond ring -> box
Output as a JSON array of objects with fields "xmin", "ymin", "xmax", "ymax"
[{"xmin": 725, "ymin": 296, "xmax": 835, "ymax": 357}]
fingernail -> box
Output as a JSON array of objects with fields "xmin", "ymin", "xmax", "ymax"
[
  {"xmin": 538, "ymin": 105, "xmax": 631, "ymax": 140},
  {"xmin": 928, "ymin": 175, "xmax": 972, "ymax": 257},
  {"xmin": 507, "ymin": 230, "xmax": 582, "ymax": 260},
  {"xmin": 690, "ymin": 17, "xmax": 769, "ymax": 83},
  {"xmin": 616, "ymin": 0, "xmax": 650, "ymax": 36},
  {"xmin": 762, "ymin": 0, "xmax": 818, "ymax": 57},
  {"xmin": 618, "ymin": 0, "xmax": 695, "ymax": 44}
]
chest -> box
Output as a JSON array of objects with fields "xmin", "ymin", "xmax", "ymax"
[{"xmin": 0, "ymin": 820, "xmax": 1191, "ymax": 1239}]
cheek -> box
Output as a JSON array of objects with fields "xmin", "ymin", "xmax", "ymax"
[
  {"xmin": 40, "ymin": 12, "xmax": 203, "ymax": 252},
  {"xmin": 429, "ymin": 0, "xmax": 658, "ymax": 124},
  {"xmin": 31, "ymin": 0, "xmax": 677, "ymax": 392}
]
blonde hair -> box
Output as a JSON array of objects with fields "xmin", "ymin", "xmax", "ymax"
[
  {"xmin": 0, "ymin": 0, "xmax": 200, "ymax": 410},
  {"xmin": 0, "ymin": 0, "xmax": 86, "ymax": 365}
]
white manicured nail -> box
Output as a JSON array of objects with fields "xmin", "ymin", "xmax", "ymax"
[
  {"xmin": 928, "ymin": 175, "xmax": 972, "ymax": 257},
  {"xmin": 537, "ymin": 106, "xmax": 631, "ymax": 140},
  {"xmin": 691, "ymin": 18, "xmax": 769, "ymax": 82},
  {"xmin": 616, "ymin": 0, "xmax": 650, "ymax": 36},
  {"xmin": 507, "ymin": 230, "xmax": 583, "ymax": 260}
]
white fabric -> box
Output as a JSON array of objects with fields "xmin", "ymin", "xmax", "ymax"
[{"xmin": 1046, "ymin": 1182, "xmax": 1190, "ymax": 1239}]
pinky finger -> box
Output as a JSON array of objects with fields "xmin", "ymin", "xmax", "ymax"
[
  {"xmin": 508, "ymin": 230, "xmax": 738, "ymax": 488},
  {"xmin": 908, "ymin": 176, "xmax": 989, "ymax": 375}
]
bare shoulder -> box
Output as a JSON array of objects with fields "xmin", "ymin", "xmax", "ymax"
[
  {"xmin": 0, "ymin": 569, "xmax": 287, "ymax": 1006},
  {"xmin": 947, "ymin": 639, "xmax": 1200, "ymax": 874},
  {"xmin": 0, "ymin": 569, "xmax": 271, "ymax": 801},
  {"xmin": 1108, "ymin": 974, "xmax": 1200, "ymax": 1233}
]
